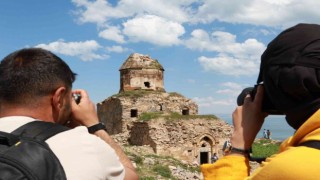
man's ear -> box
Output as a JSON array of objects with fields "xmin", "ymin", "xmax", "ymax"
[{"xmin": 52, "ymin": 87, "xmax": 67, "ymax": 110}]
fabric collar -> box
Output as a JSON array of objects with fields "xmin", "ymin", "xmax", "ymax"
[{"xmin": 280, "ymin": 108, "xmax": 320, "ymax": 151}]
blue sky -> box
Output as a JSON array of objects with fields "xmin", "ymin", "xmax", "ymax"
[{"xmin": 1, "ymin": 0, "xmax": 319, "ymax": 115}]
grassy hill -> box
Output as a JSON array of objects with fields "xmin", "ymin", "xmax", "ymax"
[{"xmin": 124, "ymin": 138, "xmax": 282, "ymax": 179}]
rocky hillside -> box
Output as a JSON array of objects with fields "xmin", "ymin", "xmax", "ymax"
[
  {"xmin": 122, "ymin": 137, "xmax": 282, "ymax": 179},
  {"xmin": 124, "ymin": 145, "xmax": 203, "ymax": 180}
]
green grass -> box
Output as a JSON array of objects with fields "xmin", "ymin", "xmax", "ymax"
[
  {"xmin": 138, "ymin": 112, "xmax": 218, "ymax": 121},
  {"xmin": 168, "ymin": 92, "xmax": 184, "ymax": 97},
  {"xmin": 140, "ymin": 177, "xmax": 156, "ymax": 180},
  {"xmin": 152, "ymin": 164, "xmax": 173, "ymax": 178},
  {"xmin": 145, "ymin": 155, "xmax": 200, "ymax": 173},
  {"xmin": 114, "ymin": 90, "xmax": 156, "ymax": 98},
  {"xmin": 139, "ymin": 112, "xmax": 163, "ymax": 121},
  {"xmin": 126, "ymin": 150, "xmax": 200, "ymax": 179},
  {"xmin": 113, "ymin": 90, "xmax": 185, "ymax": 98},
  {"xmin": 164, "ymin": 112, "xmax": 217, "ymax": 121},
  {"xmin": 251, "ymin": 139, "xmax": 281, "ymax": 158}
]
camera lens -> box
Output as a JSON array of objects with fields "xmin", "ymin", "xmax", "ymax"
[{"xmin": 237, "ymin": 87, "xmax": 254, "ymax": 106}]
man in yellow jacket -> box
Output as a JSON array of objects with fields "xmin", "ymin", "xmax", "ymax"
[{"xmin": 201, "ymin": 23, "xmax": 320, "ymax": 179}]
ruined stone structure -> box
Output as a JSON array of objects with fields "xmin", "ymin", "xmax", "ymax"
[
  {"xmin": 97, "ymin": 53, "xmax": 232, "ymax": 164},
  {"xmin": 128, "ymin": 118, "xmax": 232, "ymax": 164},
  {"xmin": 98, "ymin": 92, "xmax": 198, "ymax": 135},
  {"xmin": 119, "ymin": 53, "xmax": 165, "ymax": 92}
]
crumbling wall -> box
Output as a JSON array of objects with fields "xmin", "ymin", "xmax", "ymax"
[
  {"xmin": 98, "ymin": 92, "xmax": 198, "ymax": 134},
  {"xmin": 120, "ymin": 69, "xmax": 164, "ymax": 92},
  {"xmin": 128, "ymin": 122, "xmax": 157, "ymax": 152},
  {"xmin": 128, "ymin": 118, "xmax": 232, "ymax": 162},
  {"xmin": 118, "ymin": 92, "xmax": 198, "ymax": 119},
  {"xmin": 97, "ymin": 97, "xmax": 123, "ymax": 135}
]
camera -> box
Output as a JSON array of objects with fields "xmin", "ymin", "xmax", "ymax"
[
  {"xmin": 237, "ymin": 85, "xmax": 283, "ymax": 115},
  {"xmin": 72, "ymin": 94, "xmax": 81, "ymax": 104}
]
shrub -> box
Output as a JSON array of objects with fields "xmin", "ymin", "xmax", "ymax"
[
  {"xmin": 138, "ymin": 112, "xmax": 218, "ymax": 121},
  {"xmin": 164, "ymin": 112, "xmax": 217, "ymax": 121},
  {"xmin": 139, "ymin": 112, "xmax": 163, "ymax": 121},
  {"xmin": 133, "ymin": 155, "xmax": 143, "ymax": 165},
  {"xmin": 140, "ymin": 177, "xmax": 156, "ymax": 180},
  {"xmin": 168, "ymin": 92, "xmax": 184, "ymax": 97},
  {"xmin": 152, "ymin": 164, "xmax": 172, "ymax": 178},
  {"xmin": 251, "ymin": 139, "xmax": 281, "ymax": 158}
]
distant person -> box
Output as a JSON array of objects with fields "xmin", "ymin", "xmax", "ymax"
[
  {"xmin": 267, "ymin": 129, "xmax": 271, "ymax": 139},
  {"xmin": 263, "ymin": 129, "xmax": 267, "ymax": 139},
  {"xmin": 211, "ymin": 153, "xmax": 219, "ymax": 163},
  {"xmin": 222, "ymin": 140, "xmax": 231, "ymax": 155},
  {"xmin": 0, "ymin": 48, "xmax": 138, "ymax": 180},
  {"xmin": 201, "ymin": 23, "xmax": 320, "ymax": 179}
]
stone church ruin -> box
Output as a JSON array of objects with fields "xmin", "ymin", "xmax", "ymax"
[{"xmin": 97, "ymin": 53, "xmax": 232, "ymax": 164}]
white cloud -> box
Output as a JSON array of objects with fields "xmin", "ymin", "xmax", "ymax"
[
  {"xmin": 193, "ymin": 96, "xmax": 233, "ymax": 107},
  {"xmin": 221, "ymin": 82, "xmax": 244, "ymax": 89},
  {"xmin": 35, "ymin": 39, "xmax": 109, "ymax": 61},
  {"xmin": 99, "ymin": 26, "xmax": 125, "ymax": 43},
  {"xmin": 122, "ymin": 15, "xmax": 185, "ymax": 46},
  {"xmin": 72, "ymin": 0, "xmax": 320, "ymax": 29},
  {"xmin": 198, "ymin": 56, "xmax": 257, "ymax": 76},
  {"xmin": 72, "ymin": 0, "xmax": 194, "ymax": 26},
  {"xmin": 72, "ymin": 0, "xmax": 127, "ymax": 26},
  {"xmin": 260, "ymin": 29, "xmax": 273, "ymax": 36},
  {"xmin": 185, "ymin": 29, "xmax": 265, "ymax": 76},
  {"xmin": 193, "ymin": 82, "xmax": 248, "ymax": 114},
  {"xmin": 117, "ymin": 0, "xmax": 195, "ymax": 23},
  {"xmin": 191, "ymin": 0, "xmax": 320, "ymax": 28},
  {"xmin": 216, "ymin": 82, "xmax": 248, "ymax": 97},
  {"xmin": 193, "ymin": 96, "xmax": 235, "ymax": 114},
  {"xmin": 106, "ymin": 45, "xmax": 130, "ymax": 53}
]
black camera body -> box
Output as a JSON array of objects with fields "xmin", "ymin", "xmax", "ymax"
[
  {"xmin": 237, "ymin": 85, "xmax": 283, "ymax": 115},
  {"xmin": 73, "ymin": 94, "xmax": 81, "ymax": 104}
]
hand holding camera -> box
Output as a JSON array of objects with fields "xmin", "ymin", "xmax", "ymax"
[
  {"xmin": 237, "ymin": 84, "xmax": 283, "ymax": 115},
  {"xmin": 71, "ymin": 89, "xmax": 100, "ymax": 127},
  {"xmin": 231, "ymin": 85, "xmax": 268, "ymax": 150},
  {"xmin": 72, "ymin": 93, "xmax": 81, "ymax": 104}
]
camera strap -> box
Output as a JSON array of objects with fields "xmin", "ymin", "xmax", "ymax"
[
  {"xmin": 299, "ymin": 140, "xmax": 320, "ymax": 149},
  {"xmin": 249, "ymin": 156, "xmax": 266, "ymax": 163}
]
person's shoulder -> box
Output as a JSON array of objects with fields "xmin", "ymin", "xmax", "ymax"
[
  {"xmin": 47, "ymin": 126, "xmax": 111, "ymax": 150},
  {"xmin": 0, "ymin": 116, "xmax": 35, "ymax": 132},
  {"xmin": 46, "ymin": 126, "xmax": 125, "ymax": 179},
  {"xmin": 251, "ymin": 146, "xmax": 320, "ymax": 178}
]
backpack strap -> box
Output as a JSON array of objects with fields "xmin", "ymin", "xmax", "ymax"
[
  {"xmin": 0, "ymin": 131, "xmax": 20, "ymax": 146},
  {"xmin": 1, "ymin": 120, "xmax": 69, "ymax": 180},
  {"xmin": 299, "ymin": 140, "xmax": 320, "ymax": 149},
  {"xmin": 11, "ymin": 121, "xmax": 70, "ymax": 141}
]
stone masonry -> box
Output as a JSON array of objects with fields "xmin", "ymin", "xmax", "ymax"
[
  {"xmin": 97, "ymin": 92, "xmax": 198, "ymax": 135},
  {"xmin": 97, "ymin": 53, "xmax": 233, "ymax": 164},
  {"xmin": 128, "ymin": 118, "xmax": 232, "ymax": 163}
]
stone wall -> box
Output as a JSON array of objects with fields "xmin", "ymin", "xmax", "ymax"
[
  {"xmin": 128, "ymin": 118, "xmax": 232, "ymax": 163},
  {"xmin": 97, "ymin": 91, "xmax": 199, "ymax": 134},
  {"xmin": 120, "ymin": 68, "xmax": 164, "ymax": 92},
  {"xmin": 97, "ymin": 97, "xmax": 124, "ymax": 134},
  {"xmin": 119, "ymin": 53, "xmax": 165, "ymax": 92}
]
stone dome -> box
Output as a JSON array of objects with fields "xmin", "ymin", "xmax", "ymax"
[{"xmin": 119, "ymin": 53, "xmax": 164, "ymax": 71}]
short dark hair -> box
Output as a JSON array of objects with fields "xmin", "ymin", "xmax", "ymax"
[{"xmin": 0, "ymin": 48, "xmax": 76, "ymax": 104}]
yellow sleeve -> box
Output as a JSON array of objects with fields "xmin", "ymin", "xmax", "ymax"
[
  {"xmin": 249, "ymin": 146, "xmax": 320, "ymax": 179},
  {"xmin": 201, "ymin": 155, "xmax": 249, "ymax": 180}
]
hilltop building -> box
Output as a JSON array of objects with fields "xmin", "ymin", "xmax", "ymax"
[
  {"xmin": 97, "ymin": 53, "xmax": 232, "ymax": 164},
  {"xmin": 119, "ymin": 53, "xmax": 165, "ymax": 92}
]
